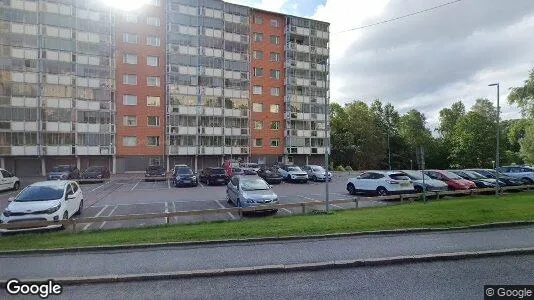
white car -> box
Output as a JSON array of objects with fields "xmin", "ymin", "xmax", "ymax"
[
  {"xmin": 0, "ymin": 168, "xmax": 20, "ymax": 191},
  {"xmin": 0, "ymin": 181, "xmax": 84, "ymax": 232},
  {"xmin": 301, "ymin": 165, "xmax": 332, "ymax": 182},
  {"xmin": 241, "ymin": 163, "xmax": 261, "ymax": 175},
  {"xmin": 346, "ymin": 171, "xmax": 414, "ymax": 196},
  {"xmin": 278, "ymin": 165, "xmax": 308, "ymax": 183}
]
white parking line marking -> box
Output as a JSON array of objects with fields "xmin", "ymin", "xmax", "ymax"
[
  {"xmin": 83, "ymin": 205, "xmax": 109, "ymax": 231},
  {"xmin": 89, "ymin": 180, "xmax": 111, "ymax": 192},
  {"xmin": 332, "ymin": 192, "xmax": 348, "ymax": 196},
  {"xmin": 199, "ymin": 182, "xmax": 205, "ymax": 189},
  {"xmin": 215, "ymin": 200, "xmax": 235, "ymax": 220},
  {"xmin": 130, "ymin": 180, "xmax": 141, "ymax": 191},
  {"xmin": 172, "ymin": 201, "xmax": 177, "ymax": 222},
  {"xmin": 281, "ymin": 208, "xmax": 292, "ymax": 214},
  {"xmin": 297, "ymin": 195, "xmax": 315, "ymax": 201},
  {"xmin": 99, "ymin": 205, "xmax": 118, "ymax": 229},
  {"xmin": 90, "ymin": 199, "xmax": 229, "ymax": 208},
  {"xmin": 331, "ymin": 204, "xmax": 343, "ymax": 209},
  {"xmin": 164, "ymin": 202, "xmax": 169, "ymax": 224}
]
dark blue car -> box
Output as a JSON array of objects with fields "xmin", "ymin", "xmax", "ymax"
[{"xmin": 173, "ymin": 166, "xmax": 198, "ymax": 187}]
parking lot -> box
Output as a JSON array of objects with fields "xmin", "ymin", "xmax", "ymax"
[{"xmin": 0, "ymin": 172, "xmax": 396, "ymax": 232}]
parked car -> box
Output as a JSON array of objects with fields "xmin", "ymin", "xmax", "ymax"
[
  {"xmin": 423, "ymin": 170, "xmax": 476, "ymax": 190},
  {"xmin": 0, "ymin": 180, "xmax": 84, "ymax": 233},
  {"xmin": 81, "ymin": 166, "xmax": 110, "ymax": 182},
  {"xmin": 172, "ymin": 164, "xmax": 189, "ymax": 175},
  {"xmin": 466, "ymin": 169, "xmax": 525, "ymax": 186},
  {"xmin": 278, "ymin": 165, "xmax": 308, "ymax": 183},
  {"xmin": 226, "ymin": 175, "xmax": 278, "ymax": 212},
  {"xmin": 498, "ymin": 166, "xmax": 534, "ymax": 184},
  {"xmin": 0, "ymin": 169, "xmax": 20, "ymax": 191},
  {"xmin": 232, "ymin": 168, "xmax": 245, "ymax": 176},
  {"xmin": 448, "ymin": 170, "xmax": 496, "ymax": 188},
  {"xmin": 47, "ymin": 165, "xmax": 80, "ymax": 180},
  {"xmin": 172, "ymin": 165, "xmax": 198, "ymax": 187},
  {"xmin": 301, "ymin": 165, "xmax": 332, "ymax": 182},
  {"xmin": 145, "ymin": 165, "xmax": 166, "ymax": 181},
  {"xmin": 257, "ymin": 166, "xmax": 284, "ymax": 184},
  {"xmin": 199, "ymin": 167, "xmax": 228, "ymax": 185},
  {"xmin": 346, "ymin": 171, "xmax": 414, "ymax": 196},
  {"xmin": 398, "ymin": 170, "xmax": 448, "ymax": 193},
  {"xmin": 241, "ymin": 163, "xmax": 261, "ymax": 175}
]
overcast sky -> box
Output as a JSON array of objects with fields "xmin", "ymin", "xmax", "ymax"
[{"xmin": 228, "ymin": 0, "xmax": 534, "ymax": 129}]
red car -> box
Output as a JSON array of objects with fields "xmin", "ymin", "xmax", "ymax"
[{"xmin": 423, "ymin": 170, "xmax": 476, "ymax": 190}]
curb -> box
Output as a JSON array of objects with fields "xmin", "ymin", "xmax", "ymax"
[
  {"xmin": 2, "ymin": 247, "xmax": 534, "ymax": 286},
  {"xmin": 0, "ymin": 221, "xmax": 533, "ymax": 255}
]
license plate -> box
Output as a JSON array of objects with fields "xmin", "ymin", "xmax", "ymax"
[{"xmin": 183, "ymin": 180, "xmax": 190, "ymax": 183}]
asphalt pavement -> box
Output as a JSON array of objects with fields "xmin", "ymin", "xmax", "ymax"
[
  {"xmin": 0, "ymin": 172, "xmax": 373, "ymax": 231},
  {"xmin": 1, "ymin": 225, "xmax": 533, "ymax": 280},
  {"xmin": 33, "ymin": 254, "xmax": 533, "ymax": 300}
]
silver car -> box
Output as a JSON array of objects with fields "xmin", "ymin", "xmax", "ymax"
[
  {"xmin": 226, "ymin": 176, "xmax": 278, "ymax": 212},
  {"xmin": 302, "ymin": 165, "xmax": 332, "ymax": 182}
]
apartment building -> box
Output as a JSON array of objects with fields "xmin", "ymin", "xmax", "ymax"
[
  {"xmin": 0, "ymin": 0, "xmax": 115, "ymax": 176},
  {"xmin": 0, "ymin": 0, "xmax": 329, "ymax": 174}
]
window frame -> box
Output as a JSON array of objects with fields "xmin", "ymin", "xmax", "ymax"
[{"xmin": 270, "ymin": 104, "xmax": 280, "ymax": 113}]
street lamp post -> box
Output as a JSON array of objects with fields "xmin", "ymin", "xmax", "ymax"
[{"xmin": 489, "ymin": 83, "xmax": 500, "ymax": 197}]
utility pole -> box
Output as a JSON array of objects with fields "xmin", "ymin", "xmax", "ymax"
[{"xmin": 489, "ymin": 83, "xmax": 500, "ymax": 197}]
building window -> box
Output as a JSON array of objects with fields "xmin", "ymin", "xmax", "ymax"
[
  {"xmin": 123, "ymin": 74, "xmax": 137, "ymax": 85},
  {"xmin": 123, "ymin": 33, "xmax": 138, "ymax": 44},
  {"xmin": 147, "ymin": 56, "xmax": 159, "ymax": 66},
  {"xmin": 270, "ymin": 69, "xmax": 281, "ymax": 79},
  {"xmin": 147, "ymin": 76, "xmax": 160, "ymax": 87},
  {"xmin": 269, "ymin": 52, "xmax": 280, "ymax": 62},
  {"xmin": 270, "ymin": 121, "xmax": 280, "ymax": 130},
  {"xmin": 123, "ymin": 95, "xmax": 137, "ymax": 105},
  {"xmin": 147, "ymin": 136, "xmax": 160, "ymax": 146},
  {"xmin": 253, "ymin": 50, "xmax": 263, "ymax": 60},
  {"xmin": 147, "ymin": 96, "xmax": 160, "ymax": 106},
  {"xmin": 124, "ymin": 13, "xmax": 138, "ymax": 23},
  {"xmin": 123, "ymin": 53, "xmax": 137, "ymax": 64},
  {"xmin": 149, "ymin": 0, "xmax": 160, "ymax": 6},
  {"xmin": 270, "ymin": 104, "xmax": 280, "ymax": 113},
  {"xmin": 253, "ymin": 32, "xmax": 263, "ymax": 42},
  {"xmin": 252, "ymin": 85, "xmax": 263, "ymax": 95},
  {"xmin": 254, "ymin": 138, "xmax": 263, "ymax": 147},
  {"xmin": 147, "ymin": 36, "xmax": 160, "ymax": 46},
  {"xmin": 270, "ymin": 35, "xmax": 280, "ymax": 45},
  {"xmin": 254, "ymin": 15, "xmax": 263, "ymax": 24},
  {"xmin": 123, "ymin": 136, "xmax": 137, "ymax": 147},
  {"xmin": 147, "ymin": 16, "xmax": 160, "ymax": 26},
  {"xmin": 253, "ymin": 68, "xmax": 263, "ymax": 77},
  {"xmin": 252, "ymin": 103, "xmax": 263, "ymax": 112},
  {"xmin": 123, "ymin": 115, "xmax": 137, "ymax": 126},
  {"xmin": 147, "ymin": 116, "xmax": 160, "ymax": 126},
  {"xmin": 270, "ymin": 87, "xmax": 280, "ymax": 96},
  {"xmin": 270, "ymin": 139, "xmax": 280, "ymax": 147},
  {"xmin": 270, "ymin": 19, "xmax": 280, "ymax": 27},
  {"xmin": 254, "ymin": 120, "xmax": 263, "ymax": 130}
]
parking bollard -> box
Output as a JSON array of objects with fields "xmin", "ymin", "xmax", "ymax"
[
  {"xmin": 301, "ymin": 203, "xmax": 306, "ymax": 214},
  {"xmin": 354, "ymin": 197, "xmax": 359, "ymax": 209}
]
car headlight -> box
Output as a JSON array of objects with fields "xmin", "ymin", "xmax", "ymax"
[
  {"xmin": 45, "ymin": 203, "xmax": 61, "ymax": 214},
  {"xmin": 192, "ymin": 176, "xmax": 196, "ymax": 180},
  {"xmin": 97, "ymin": 174, "xmax": 102, "ymax": 178},
  {"xmin": 2, "ymin": 209, "xmax": 12, "ymax": 217}
]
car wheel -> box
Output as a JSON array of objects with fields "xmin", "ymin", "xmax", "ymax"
[
  {"xmin": 522, "ymin": 177, "xmax": 534, "ymax": 184},
  {"xmin": 312, "ymin": 175, "xmax": 317, "ymax": 182},
  {"xmin": 75, "ymin": 199, "xmax": 83, "ymax": 216},
  {"xmin": 376, "ymin": 187, "xmax": 388, "ymax": 196},
  {"xmin": 236, "ymin": 198, "xmax": 242, "ymax": 208},
  {"xmin": 13, "ymin": 181, "xmax": 20, "ymax": 191},
  {"xmin": 285, "ymin": 175, "xmax": 291, "ymax": 182},
  {"xmin": 347, "ymin": 183, "xmax": 356, "ymax": 195}
]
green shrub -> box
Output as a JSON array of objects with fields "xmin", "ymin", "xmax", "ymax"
[
  {"xmin": 345, "ymin": 166, "xmax": 353, "ymax": 171},
  {"xmin": 335, "ymin": 165, "xmax": 345, "ymax": 172}
]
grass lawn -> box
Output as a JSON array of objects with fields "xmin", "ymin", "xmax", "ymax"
[{"xmin": 1, "ymin": 193, "xmax": 533, "ymax": 251}]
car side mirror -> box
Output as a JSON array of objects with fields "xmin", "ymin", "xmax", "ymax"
[{"xmin": 8, "ymin": 197, "xmax": 14, "ymax": 202}]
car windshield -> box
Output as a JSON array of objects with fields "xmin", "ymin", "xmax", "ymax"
[
  {"xmin": 147, "ymin": 166, "xmax": 161, "ymax": 171},
  {"xmin": 240, "ymin": 179, "xmax": 269, "ymax": 191},
  {"xmin": 85, "ymin": 167, "xmax": 102, "ymax": 172},
  {"xmin": 287, "ymin": 166, "xmax": 302, "ymax": 172},
  {"xmin": 463, "ymin": 170, "xmax": 485, "ymax": 179},
  {"xmin": 211, "ymin": 168, "xmax": 225, "ymax": 174},
  {"xmin": 176, "ymin": 168, "xmax": 192, "ymax": 175},
  {"xmin": 312, "ymin": 166, "xmax": 325, "ymax": 172},
  {"xmin": 15, "ymin": 185, "xmax": 64, "ymax": 202},
  {"xmin": 51, "ymin": 165, "xmax": 70, "ymax": 172},
  {"xmin": 441, "ymin": 170, "xmax": 463, "ymax": 180}
]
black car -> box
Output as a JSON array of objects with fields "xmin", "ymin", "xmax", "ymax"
[
  {"xmin": 173, "ymin": 165, "xmax": 198, "ymax": 187},
  {"xmin": 199, "ymin": 167, "xmax": 228, "ymax": 185},
  {"xmin": 466, "ymin": 169, "xmax": 525, "ymax": 186},
  {"xmin": 145, "ymin": 165, "xmax": 166, "ymax": 181},
  {"xmin": 257, "ymin": 166, "xmax": 284, "ymax": 184},
  {"xmin": 81, "ymin": 166, "xmax": 110, "ymax": 182},
  {"xmin": 47, "ymin": 165, "xmax": 80, "ymax": 180}
]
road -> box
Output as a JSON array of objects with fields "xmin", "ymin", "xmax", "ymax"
[
  {"xmin": 1, "ymin": 226, "xmax": 533, "ymax": 280},
  {"xmin": 16, "ymin": 254, "xmax": 532, "ymax": 300}
]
